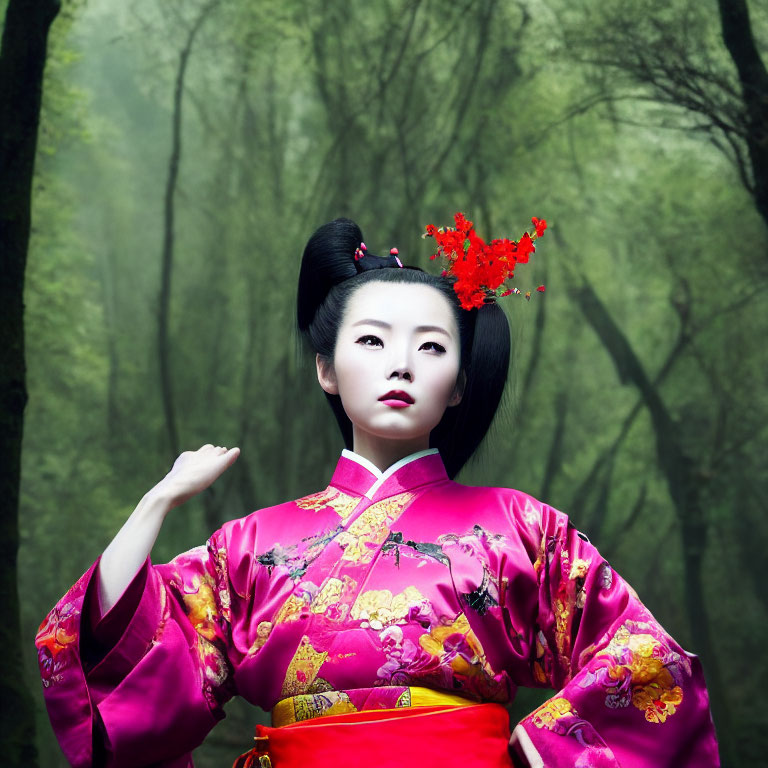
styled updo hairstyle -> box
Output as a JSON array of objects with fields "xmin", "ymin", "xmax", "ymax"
[{"xmin": 297, "ymin": 218, "xmax": 510, "ymax": 479}]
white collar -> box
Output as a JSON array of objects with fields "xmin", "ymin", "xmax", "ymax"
[{"xmin": 341, "ymin": 448, "xmax": 439, "ymax": 499}]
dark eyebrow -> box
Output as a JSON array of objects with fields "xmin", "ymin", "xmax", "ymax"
[
  {"xmin": 351, "ymin": 319, "xmax": 451, "ymax": 337},
  {"xmin": 415, "ymin": 324, "xmax": 451, "ymax": 336},
  {"xmin": 351, "ymin": 319, "xmax": 390, "ymax": 329}
]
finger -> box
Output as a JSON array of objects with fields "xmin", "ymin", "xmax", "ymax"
[
  {"xmin": 223, "ymin": 446, "xmax": 240, "ymax": 465},
  {"xmin": 201, "ymin": 444, "xmax": 214, "ymax": 450}
]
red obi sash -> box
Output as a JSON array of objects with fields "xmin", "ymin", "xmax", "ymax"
[{"xmin": 233, "ymin": 688, "xmax": 514, "ymax": 768}]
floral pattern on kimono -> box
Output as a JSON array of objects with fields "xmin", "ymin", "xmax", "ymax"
[{"xmin": 36, "ymin": 449, "xmax": 719, "ymax": 768}]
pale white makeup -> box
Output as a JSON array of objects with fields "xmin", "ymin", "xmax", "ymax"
[{"xmin": 316, "ymin": 281, "xmax": 463, "ymax": 472}]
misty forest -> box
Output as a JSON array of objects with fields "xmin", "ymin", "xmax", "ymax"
[{"xmin": 1, "ymin": 0, "xmax": 767, "ymax": 766}]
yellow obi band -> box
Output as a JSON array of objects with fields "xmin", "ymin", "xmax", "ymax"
[{"xmin": 272, "ymin": 686, "xmax": 475, "ymax": 728}]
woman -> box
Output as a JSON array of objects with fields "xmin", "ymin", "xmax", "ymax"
[{"xmin": 36, "ymin": 218, "xmax": 719, "ymax": 767}]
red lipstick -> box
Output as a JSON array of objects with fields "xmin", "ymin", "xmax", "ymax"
[{"xmin": 379, "ymin": 390, "xmax": 414, "ymax": 408}]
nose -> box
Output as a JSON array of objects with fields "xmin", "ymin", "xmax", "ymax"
[
  {"xmin": 387, "ymin": 339, "xmax": 413, "ymax": 381},
  {"xmin": 388, "ymin": 366, "xmax": 412, "ymax": 381},
  {"xmin": 387, "ymin": 345, "xmax": 413, "ymax": 382}
]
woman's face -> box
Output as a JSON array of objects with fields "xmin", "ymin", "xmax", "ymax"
[{"xmin": 317, "ymin": 281, "xmax": 463, "ymax": 456}]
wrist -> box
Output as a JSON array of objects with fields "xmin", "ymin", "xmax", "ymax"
[{"xmin": 141, "ymin": 485, "xmax": 176, "ymax": 516}]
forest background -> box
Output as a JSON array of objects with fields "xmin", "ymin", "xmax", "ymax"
[{"xmin": 1, "ymin": 0, "xmax": 766, "ymax": 766}]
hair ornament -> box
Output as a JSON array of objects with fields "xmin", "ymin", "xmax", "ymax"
[
  {"xmin": 424, "ymin": 212, "xmax": 547, "ymax": 310},
  {"xmin": 353, "ymin": 242, "xmax": 404, "ymax": 274}
]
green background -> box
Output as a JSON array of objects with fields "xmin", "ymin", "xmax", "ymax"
[{"xmin": 11, "ymin": 0, "xmax": 767, "ymax": 765}]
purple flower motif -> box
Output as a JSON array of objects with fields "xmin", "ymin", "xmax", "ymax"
[
  {"xmin": 605, "ymin": 691, "xmax": 631, "ymax": 709},
  {"xmin": 38, "ymin": 647, "xmax": 55, "ymax": 682},
  {"xmin": 407, "ymin": 601, "xmax": 434, "ymax": 626}
]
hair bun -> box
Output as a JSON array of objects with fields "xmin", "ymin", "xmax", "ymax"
[{"xmin": 297, "ymin": 218, "xmax": 363, "ymax": 332}]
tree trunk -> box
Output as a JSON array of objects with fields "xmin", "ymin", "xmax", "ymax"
[
  {"xmin": 159, "ymin": 0, "xmax": 219, "ymax": 461},
  {"xmin": 716, "ymin": 0, "xmax": 768, "ymax": 230},
  {"xmin": 0, "ymin": 0, "xmax": 61, "ymax": 765},
  {"xmin": 572, "ymin": 280, "xmax": 732, "ymax": 759},
  {"xmin": 539, "ymin": 390, "xmax": 567, "ymax": 501},
  {"xmin": 99, "ymin": 247, "xmax": 121, "ymax": 440}
]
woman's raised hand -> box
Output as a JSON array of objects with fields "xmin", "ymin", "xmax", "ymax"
[
  {"xmin": 152, "ymin": 444, "xmax": 240, "ymax": 510},
  {"xmin": 98, "ymin": 444, "xmax": 240, "ymax": 615}
]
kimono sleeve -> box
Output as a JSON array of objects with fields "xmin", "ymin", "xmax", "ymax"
[
  {"xmin": 508, "ymin": 504, "xmax": 720, "ymax": 768},
  {"xmin": 35, "ymin": 529, "xmax": 236, "ymax": 768}
]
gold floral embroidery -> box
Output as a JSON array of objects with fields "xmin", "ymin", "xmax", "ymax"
[
  {"xmin": 296, "ymin": 487, "xmax": 360, "ymax": 521},
  {"xmin": 281, "ymin": 636, "xmax": 329, "ymax": 697},
  {"xmin": 348, "ymin": 493, "xmax": 413, "ymax": 534},
  {"xmin": 198, "ymin": 635, "xmax": 229, "ymax": 688},
  {"xmin": 580, "ymin": 620, "xmax": 689, "ymax": 723},
  {"xmin": 569, "ymin": 558, "xmax": 589, "ymax": 580},
  {"xmin": 350, "ymin": 585, "xmax": 428, "ymax": 628},
  {"xmin": 340, "ymin": 492, "xmax": 414, "ymax": 564},
  {"xmin": 248, "ymin": 621, "xmax": 273, "ymax": 654},
  {"xmin": 570, "ymin": 558, "xmax": 588, "ymax": 610},
  {"xmin": 632, "ymin": 680, "xmax": 684, "ymax": 723},
  {"xmin": 531, "ymin": 697, "xmax": 576, "ymax": 729},
  {"xmin": 152, "ymin": 585, "xmax": 169, "ymax": 643},
  {"xmin": 334, "ymin": 531, "xmax": 367, "ymax": 562},
  {"xmin": 419, "ymin": 613, "xmax": 496, "ymax": 679},
  {"xmin": 181, "ymin": 574, "xmax": 220, "ymax": 642},
  {"xmin": 605, "ymin": 624, "xmax": 684, "ymax": 722},
  {"xmin": 307, "ymin": 676, "xmax": 334, "ymax": 693},
  {"xmin": 554, "ymin": 596, "xmax": 571, "ymax": 667},
  {"xmin": 211, "ymin": 542, "xmax": 232, "ymax": 620},
  {"xmin": 311, "ymin": 578, "xmax": 344, "ymax": 613},
  {"xmin": 553, "ymin": 549, "xmax": 589, "ymax": 672},
  {"xmin": 274, "ymin": 594, "xmax": 309, "ymax": 624},
  {"xmin": 308, "ymin": 575, "xmax": 358, "ymax": 618}
]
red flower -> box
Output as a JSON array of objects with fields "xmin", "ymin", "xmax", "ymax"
[
  {"xmin": 516, "ymin": 232, "xmax": 535, "ymax": 264},
  {"xmin": 537, "ymin": 285, "xmax": 546, "ymax": 293},
  {"xmin": 454, "ymin": 211, "xmax": 473, "ymax": 233},
  {"xmin": 424, "ymin": 212, "xmax": 547, "ymax": 311}
]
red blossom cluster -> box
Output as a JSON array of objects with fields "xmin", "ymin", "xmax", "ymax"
[{"xmin": 424, "ymin": 212, "xmax": 547, "ymax": 310}]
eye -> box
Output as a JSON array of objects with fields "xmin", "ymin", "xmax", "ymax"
[
  {"xmin": 419, "ymin": 341, "xmax": 446, "ymax": 354},
  {"xmin": 356, "ymin": 334, "xmax": 383, "ymax": 348}
]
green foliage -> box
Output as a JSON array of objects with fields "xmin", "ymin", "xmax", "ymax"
[{"xmin": 18, "ymin": 0, "xmax": 768, "ymax": 765}]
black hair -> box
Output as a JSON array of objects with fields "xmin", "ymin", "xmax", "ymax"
[{"xmin": 297, "ymin": 218, "xmax": 510, "ymax": 479}]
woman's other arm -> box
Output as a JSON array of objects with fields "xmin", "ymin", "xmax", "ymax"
[{"xmin": 507, "ymin": 503, "xmax": 720, "ymax": 767}]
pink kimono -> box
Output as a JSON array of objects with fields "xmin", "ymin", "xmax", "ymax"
[{"xmin": 36, "ymin": 449, "xmax": 719, "ymax": 767}]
